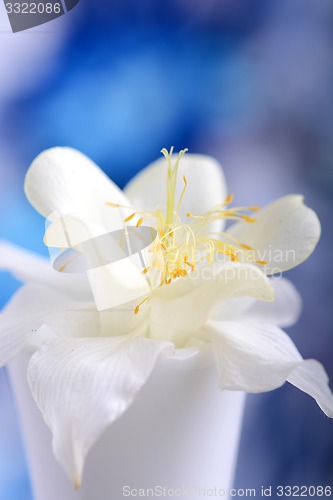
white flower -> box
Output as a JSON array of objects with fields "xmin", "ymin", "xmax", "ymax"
[{"xmin": 0, "ymin": 147, "xmax": 332, "ymax": 487}]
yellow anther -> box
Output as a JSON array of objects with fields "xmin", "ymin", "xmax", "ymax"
[
  {"xmin": 242, "ymin": 215, "xmax": 256, "ymax": 223},
  {"xmin": 124, "ymin": 213, "xmax": 136, "ymax": 223},
  {"xmin": 256, "ymin": 260, "xmax": 268, "ymax": 265},
  {"xmin": 111, "ymin": 146, "xmax": 263, "ymax": 289},
  {"xmin": 134, "ymin": 296, "xmax": 149, "ymax": 315},
  {"xmin": 240, "ymin": 243, "xmax": 253, "ymax": 250},
  {"xmin": 105, "ymin": 202, "xmax": 120, "ymax": 207},
  {"xmin": 184, "ymin": 259, "xmax": 195, "ymax": 270},
  {"xmin": 225, "ymin": 194, "xmax": 234, "ymax": 205}
]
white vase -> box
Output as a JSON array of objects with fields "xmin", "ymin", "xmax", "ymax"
[{"xmin": 8, "ymin": 349, "xmax": 245, "ymax": 500}]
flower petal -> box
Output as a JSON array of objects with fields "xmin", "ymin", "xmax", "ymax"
[
  {"xmin": 124, "ymin": 153, "xmax": 227, "ymax": 229},
  {"xmin": 288, "ymin": 360, "xmax": 333, "ymax": 418},
  {"xmin": 149, "ymin": 262, "xmax": 274, "ymax": 347},
  {"xmin": 27, "ymin": 335, "xmax": 174, "ymax": 485},
  {"xmin": 0, "ymin": 272, "xmax": 148, "ymax": 351},
  {"xmin": 212, "ymin": 277, "xmax": 302, "ymax": 328},
  {"xmin": 0, "ymin": 241, "xmax": 91, "ymax": 300},
  {"xmin": 0, "ymin": 284, "xmax": 78, "ymax": 365},
  {"xmin": 208, "ymin": 321, "xmax": 333, "ymax": 417},
  {"xmin": 227, "ymin": 195, "xmax": 321, "ymax": 274},
  {"xmin": 24, "ymin": 147, "xmax": 130, "ymax": 234}
]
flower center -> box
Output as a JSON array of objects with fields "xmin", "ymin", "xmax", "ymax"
[{"xmin": 107, "ymin": 148, "xmax": 266, "ymax": 301}]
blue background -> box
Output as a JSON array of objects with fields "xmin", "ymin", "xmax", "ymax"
[{"xmin": 0, "ymin": 0, "xmax": 332, "ymax": 497}]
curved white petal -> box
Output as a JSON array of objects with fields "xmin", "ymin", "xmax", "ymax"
[
  {"xmin": 288, "ymin": 360, "xmax": 333, "ymax": 418},
  {"xmin": 0, "ymin": 277, "xmax": 147, "ymax": 357},
  {"xmin": 213, "ymin": 277, "xmax": 302, "ymax": 328},
  {"xmin": 44, "ymin": 214, "xmax": 108, "ymax": 249},
  {"xmin": 124, "ymin": 153, "xmax": 227, "ymax": 230},
  {"xmin": 24, "ymin": 147, "xmax": 131, "ymax": 235},
  {"xmin": 0, "ymin": 284, "xmax": 79, "ymax": 365},
  {"xmin": 27, "ymin": 335, "xmax": 174, "ymax": 485},
  {"xmin": 149, "ymin": 262, "xmax": 274, "ymax": 347},
  {"xmin": 208, "ymin": 321, "xmax": 333, "ymax": 417},
  {"xmin": 0, "ymin": 241, "xmax": 92, "ymax": 301},
  {"xmin": 241, "ymin": 277, "xmax": 302, "ymax": 327},
  {"xmin": 44, "ymin": 297, "xmax": 149, "ymax": 340},
  {"xmin": 227, "ymin": 195, "xmax": 321, "ymax": 274}
]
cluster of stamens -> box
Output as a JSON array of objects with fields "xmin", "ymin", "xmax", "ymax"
[{"xmin": 106, "ymin": 148, "xmax": 267, "ymax": 314}]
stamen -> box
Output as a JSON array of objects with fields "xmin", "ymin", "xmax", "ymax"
[
  {"xmin": 124, "ymin": 213, "xmax": 136, "ymax": 223},
  {"xmin": 134, "ymin": 296, "xmax": 149, "ymax": 314},
  {"xmin": 105, "ymin": 146, "xmax": 263, "ymax": 290},
  {"xmin": 224, "ymin": 194, "xmax": 234, "ymax": 205},
  {"xmin": 184, "ymin": 259, "xmax": 195, "ymax": 270},
  {"xmin": 176, "ymin": 175, "xmax": 188, "ymax": 218},
  {"xmin": 241, "ymin": 215, "xmax": 256, "ymax": 223},
  {"xmin": 186, "ymin": 212, "xmax": 205, "ymax": 220},
  {"xmin": 240, "ymin": 243, "xmax": 253, "ymax": 250},
  {"xmin": 105, "ymin": 202, "xmax": 120, "ymax": 207},
  {"xmin": 161, "ymin": 147, "xmax": 188, "ymax": 226}
]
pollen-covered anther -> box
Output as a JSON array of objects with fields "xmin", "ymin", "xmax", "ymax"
[
  {"xmin": 240, "ymin": 243, "xmax": 253, "ymax": 250},
  {"xmin": 141, "ymin": 267, "xmax": 150, "ymax": 275},
  {"xmin": 171, "ymin": 268, "xmax": 187, "ymax": 279},
  {"xmin": 124, "ymin": 213, "xmax": 136, "ymax": 223},
  {"xmin": 134, "ymin": 296, "xmax": 149, "ymax": 315},
  {"xmin": 184, "ymin": 258, "xmax": 195, "ymax": 270},
  {"xmin": 105, "ymin": 202, "xmax": 120, "ymax": 207},
  {"xmin": 256, "ymin": 260, "xmax": 268, "ymax": 265},
  {"xmin": 136, "ymin": 218, "xmax": 144, "ymax": 227},
  {"xmin": 241, "ymin": 215, "xmax": 256, "ymax": 223},
  {"xmin": 224, "ymin": 193, "xmax": 234, "ymax": 205}
]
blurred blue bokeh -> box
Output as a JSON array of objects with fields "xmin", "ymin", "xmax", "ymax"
[{"xmin": 0, "ymin": 0, "xmax": 332, "ymax": 498}]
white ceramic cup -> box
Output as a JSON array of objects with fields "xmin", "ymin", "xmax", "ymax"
[{"xmin": 8, "ymin": 349, "xmax": 245, "ymax": 500}]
